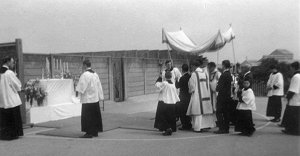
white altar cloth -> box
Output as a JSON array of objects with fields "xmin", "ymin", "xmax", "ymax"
[
  {"xmin": 40, "ymin": 79, "xmax": 74, "ymax": 106},
  {"xmin": 30, "ymin": 79, "xmax": 82, "ymax": 124}
]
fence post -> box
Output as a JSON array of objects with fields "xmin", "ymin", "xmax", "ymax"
[
  {"xmin": 122, "ymin": 57, "xmax": 127, "ymax": 100},
  {"xmin": 143, "ymin": 58, "xmax": 147, "ymax": 95},
  {"xmin": 108, "ymin": 57, "xmax": 114, "ymax": 101}
]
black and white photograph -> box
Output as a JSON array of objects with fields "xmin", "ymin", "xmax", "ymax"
[{"xmin": 0, "ymin": 0, "xmax": 299, "ymax": 156}]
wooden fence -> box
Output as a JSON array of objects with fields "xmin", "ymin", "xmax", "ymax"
[
  {"xmin": 252, "ymin": 80, "xmax": 267, "ymax": 97},
  {"xmin": 23, "ymin": 51, "xmax": 191, "ymax": 101}
]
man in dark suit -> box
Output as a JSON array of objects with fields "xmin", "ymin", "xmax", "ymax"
[
  {"xmin": 214, "ymin": 60, "xmax": 233, "ymax": 134},
  {"xmin": 175, "ymin": 64, "xmax": 192, "ymax": 130}
]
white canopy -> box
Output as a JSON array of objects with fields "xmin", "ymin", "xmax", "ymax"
[{"xmin": 162, "ymin": 27, "xmax": 235, "ymax": 55}]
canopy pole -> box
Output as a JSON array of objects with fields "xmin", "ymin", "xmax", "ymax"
[
  {"xmin": 232, "ymin": 40, "xmax": 237, "ymax": 73},
  {"xmin": 217, "ymin": 50, "xmax": 219, "ymax": 66},
  {"xmin": 167, "ymin": 44, "xmax": 172, "ymax": 62},
  {"xmin": 230, "ymin": 23, "xmax": 237, "ymax": 73}
]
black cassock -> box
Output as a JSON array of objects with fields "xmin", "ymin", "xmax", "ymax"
[
  {"xmin": 175, "ymin": 72, "xmax": 192, "ymax": 129},
  {"xmin": 81, "ymin": 102, "xmax": 103, "ymax": 136}
]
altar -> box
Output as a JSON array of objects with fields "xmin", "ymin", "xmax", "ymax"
[{"xmin": 29, "ymin": 79, "xmax": 82, "ymax": 124}]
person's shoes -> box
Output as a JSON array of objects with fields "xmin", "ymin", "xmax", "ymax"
[
  {"xmin": 80, "ymin": 133, "xmax": 93, "ymax": 138},
  {"xmin": 178, "ymin": 127, "xmax": 192, "ymax": 131},
  {"xmin": 281, "ymin": 129, "xmax": 290, "ymax": 134},
  {"xmin": 0, "ymin": 135, "xmax": 19, "ymax": 140},
  {"xmin": 92, "ymin": 133, "xmax": 98, "ymax": 137},
  {"xmin": 238, "ymin": 132, "xmax": 252, "ymax": 136},
  {"xmin": 270, "ymin": 118, "xmax": 281, "ymax": 122},
  {"xmin": 162, "ymin": 128, "xmax": 172, "ymax": 136},
  {"xmin": 193, "ymin": 130, "xmax": 204, "ymax": 133},
  {"xmin": 214, "ymin": 130, "xmax": 229, "ymax": 134},
  {"xmin": 277, "ymin": 123, "xmax": 284, "ymax": 127}
]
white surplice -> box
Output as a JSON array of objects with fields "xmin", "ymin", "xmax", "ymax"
[
  {"xmin": 155, "ymin": 81, "xmax": 180, "ymax": 104},
  {"xmin": 267, "ymin": 72, "xmax": 284, "ymax": 96},
  {"xmin": 0, "ymin": 65, "xmax": 22, "ymax": 109},
  {"xmin": 288, "ymin": 73, "xmax": 300, "ymax": 106},
  {"xmin": 76, "ymin": 68, "xmax": 104, "ymax": 104}
]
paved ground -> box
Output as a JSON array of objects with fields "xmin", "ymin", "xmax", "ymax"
[{"xmin": 0, "ymin": 94, "xmax": 299, "ymax": 156}]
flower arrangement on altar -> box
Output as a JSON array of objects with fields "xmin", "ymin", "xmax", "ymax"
[{"xmin": 24, "ymin": 79, "xmax": 47, "ymax": 107}]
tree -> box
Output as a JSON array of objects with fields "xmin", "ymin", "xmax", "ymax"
[
  {"xmin": 252, "ymin": 58, "xmax": 278, "ymax": 83},
  {"xmin": 252, "ymin": 58, "xmax": 293, "ymax": 93}
]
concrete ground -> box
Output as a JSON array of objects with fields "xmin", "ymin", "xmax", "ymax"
[{"xmin": 0, "ymin": 94, "xmax": 299, "ymax": 156}]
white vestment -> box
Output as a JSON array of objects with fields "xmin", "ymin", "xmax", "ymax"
[
  {"xmin": 187, "ymin": 67, "xmax": 216, "ymax": 131},
  {"xmin": 0, "ymin": 65, "xmax": 22, "ymax": 109},
  {"xmin": 288, "ymin": 73, "xmax": 300, "ymax": 106},
  {"xmin": 236, "ymin": 88, "xmax": 256, "ymax": 111},
  {"xmin": 76, "ymin": 69, "xmax": 104, "ymax": 104},
  {"xmin": 156, "ymin": 81, "xmax": 180, "ymax": 104},
  {"xmin": 267, "ymin": 72, "xmax": 284, "ymax": 96}
]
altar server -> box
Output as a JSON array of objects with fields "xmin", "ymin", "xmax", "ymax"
[
  {"xmin": 162, "ymin": 60, "xmax": 182, "ymax": 84},
  {"xmin": 281, "ymin": 62, "xmax": 300, "ymax": 135},
  {"xmin": 154, "ymin": 71, "xmax": 180, "ymax": 136},
  {"xmin": 76, "ymin": 59, "xmax": 104, "ymax": 138},
  {"xmin": 266, "ymin": 64, "xmax": 284, "ymax": 122},
  {"xmin": 0, "ymin": 57, "xmax": 24, "ymax": 140},
  {"xmin": 235, "ymin": 80, "xmax": 256, "ymax": 136},
  {"xmin": 187, "ymin": 58, "xmax": 216, "ymax": 133}
]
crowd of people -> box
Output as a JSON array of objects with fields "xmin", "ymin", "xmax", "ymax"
[
  {"xmin": 154, "ymin": 57, "xmax": 300, "ymax": 137},
  {"xmin": 0, "ymin": 56, "xmax": 299, "ymax": 140}
]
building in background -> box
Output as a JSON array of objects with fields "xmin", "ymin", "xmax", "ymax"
[
  {"xmin": 241, "ymin": 49, "xmax": 297, "ymax": 67},
  {"xmin": 260, "ymin": 49, "xmax": 294, "ymax": 63}
]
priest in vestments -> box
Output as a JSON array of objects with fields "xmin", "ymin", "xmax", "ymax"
[
  {"xmin": 186, "ymin": 59, "xmax": 216, "ymax": 132},
  {"xmin": 0, "ymin": 57, "xmax": 24, "ymax": 140},
  {"xmin": 76, "ymin": 59, "xmax": 104, "ymax": 138}
]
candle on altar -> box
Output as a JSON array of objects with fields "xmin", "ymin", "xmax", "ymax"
[
  {"xmin": 53, "ymin": 58, "xmax": 55, "ymax": 70},
  {"xmin": 60, "ymin": 59, "xmax": 62, "ymax": 72},
  {"xmin": 63, "ymin": 62, "xmax": 65, "ymax": 73},
  {"xmin": 45, "ymin": 57, "xmax": 50, "ymax": 76},
  {"xmin": 53, "ymin": 58, "xmax": 56, "ymax": 69}
]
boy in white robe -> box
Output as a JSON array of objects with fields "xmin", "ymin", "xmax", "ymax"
[
  {"xmin": 154, "ymin": 71, "xmax": 180, "ymax": 136},
  {"xmin": 187, "ymin": 59, "xmax": 216, "ymax": 132},
  {"xmin": 235, "ymin": 80, "xmax": 256, "ymax": 136}
]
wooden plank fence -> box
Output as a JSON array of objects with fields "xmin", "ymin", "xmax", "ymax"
[{"xmin": 23, "ymin": 51, "xmax": 192, "ymax": 101}]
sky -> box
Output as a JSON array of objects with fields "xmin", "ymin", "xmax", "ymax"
[{"xmin": 0, "ymin": 0, "xmax": 299, "ymax": 63}]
